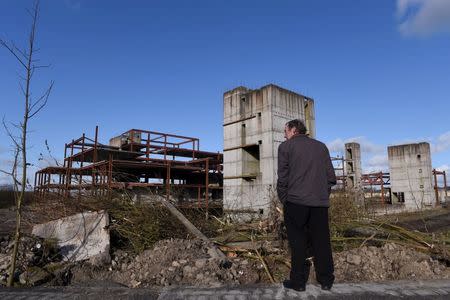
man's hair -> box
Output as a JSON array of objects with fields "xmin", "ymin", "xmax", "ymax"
[{"xmin": 286, "ymin": 119, "xmax": 307, "ymax": 135}]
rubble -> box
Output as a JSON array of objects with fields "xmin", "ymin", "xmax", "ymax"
[
  {"xmin": 333, "ymin": 243, "xmax": 450, "ymax": 282},
  {"xmin": 68, "ymin": 239, "xmax": 450, "ymax": 288},
  {"xmin": 0, "ymin": 234, "xmax": 61, "ymax": 286},
  {"xmin": 70, "ymin": 239, "xmax": 260, "ymax": 287}
]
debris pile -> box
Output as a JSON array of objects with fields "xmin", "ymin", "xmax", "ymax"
[
  {"xmin": 0, "ymin": 234, "xmax": 61, "ymax": 286},
  {"xmin": 333, "ymin": 243, "xmax": 450, "ymax": 282},
  {"xmin": 71, "ymin": 239, "xmax": 261, "ymax": 287},
  {"xmin": 68, "ymin": 239, "xmax": 450, "ymax": 288}
]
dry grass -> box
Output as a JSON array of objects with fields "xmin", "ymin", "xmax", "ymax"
[
  {"xmin": 28, "ymin": 191, "xmax": 221, "ymax": 253},
  {"xmin": 0, "ymin": 191, "xmax": 33, "ymax": 209}
]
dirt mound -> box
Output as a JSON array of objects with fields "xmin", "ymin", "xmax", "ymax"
[
  {"xmin": 333, "ymin": 243, "xmax": 450, "ymax": 282},
  {"xmin": 71, "ymin": 239, "xmax": 261, "ymax": 288}
]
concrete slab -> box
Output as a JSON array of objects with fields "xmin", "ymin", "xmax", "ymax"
[{"xmin": 32, "ymin": 210, "xmax": 110, "ymax": 265}]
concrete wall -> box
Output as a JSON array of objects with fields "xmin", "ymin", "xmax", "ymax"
[
  {"xmin": 388, "ymin": 142, "xmax": 434, "ymax": 210},
  {"xmin": 345, "ymin": 142, "xmax": 362, "ymax": 190},
  {"xmin": 223, "ymin": 84, "xmax": 315, "ymax": 218},
  {"xmin": 32, "ymin": 211, "xmax": 110, "ymax": 265}
]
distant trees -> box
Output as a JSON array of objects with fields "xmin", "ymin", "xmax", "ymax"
[{"xmin": 0, "ymin": 0, "xmax": 53, "ymax": 286}]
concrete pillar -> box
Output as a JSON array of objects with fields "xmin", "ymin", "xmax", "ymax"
[
  {"xmin": 223, "ymin": 84, "xmax": 315, "ymax": 219},
  {"xmin": 388, "ymin": 142, "xmax": 434, "ymax": 210},
  {"xmin": 345, "ymin": 142, "xmax": 362, "ymax": 190}
]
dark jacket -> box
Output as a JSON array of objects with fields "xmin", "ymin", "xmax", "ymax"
[{"xmin": 277, "ymin": 134, "xmax": 336, "ymax": 207}]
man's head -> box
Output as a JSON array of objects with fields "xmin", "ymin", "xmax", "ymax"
[{"xmin": 284, "ymin": 119, "xmax": 307, "ymax": 140}]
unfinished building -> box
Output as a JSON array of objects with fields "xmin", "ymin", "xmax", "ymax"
[
  {"xmin": 34, "ymin": 127, "xmax": 223, "ymax": 208},
  {"xmin": 345, "ymin": 142, "xmax": 362, "ymax": 190},
  {"xmin": 388, "ymin": 142, "xmax": 434, "ymax": 209},
  {"xmin": 223, "ymin": 84, "xmax": 315, "ymax": 217}
]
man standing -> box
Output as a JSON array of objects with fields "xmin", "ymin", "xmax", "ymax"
[{"xmin": 277, "ymin": 119, "xmax": 336, "ymax": 292}]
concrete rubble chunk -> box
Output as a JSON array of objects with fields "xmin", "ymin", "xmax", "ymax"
[
  {"xmin": 31, "ymin": 210, "xmax": 110, "ymax": 265},
  {"xmin": 19, "ymin": 266, "xmax": 52, "ymax": 286}
]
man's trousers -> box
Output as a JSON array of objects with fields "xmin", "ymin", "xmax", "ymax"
[{"xmin": 284, "ymin": 201, "xmax": 334, "ymax": 286}]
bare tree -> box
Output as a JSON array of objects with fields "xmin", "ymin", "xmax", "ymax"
[{"xmin": 0, "ymin": 0, "xmax": 53, "ymax": 286}]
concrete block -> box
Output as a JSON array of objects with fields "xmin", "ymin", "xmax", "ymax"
[{"xmin": 32, "ymin": 210, "xmax": 110, "ymax": 265}]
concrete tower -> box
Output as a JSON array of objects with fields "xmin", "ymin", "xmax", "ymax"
[
  {"xmin": 345, "ymin": 142, "xmax": 362, "ymax": 190},
  {"xmin": 388, "ymin": 142, "xmax": 434, "ymax": 210},
  {"xmin": 223, "ymin": 84, "xmax": 315, "ymax": 218}
]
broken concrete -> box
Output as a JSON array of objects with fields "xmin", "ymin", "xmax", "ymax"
[
  {"xmin": 32, "ymin": 211, "xmax": 110, "ymax": 265},
  {"xmin": 19, "ymin": 266, "xmax": 52, "ymax": 286}
]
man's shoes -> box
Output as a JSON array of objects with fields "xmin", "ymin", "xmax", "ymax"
[
  {"xmin": 321, "ymin": 284, "xmax": 332, "ymax": 291},
  {"xmin": 304, "ymin": 258, "xmax": 312, "ymax": 282},
  {"xmin": 283, "ymin": 280, "xmax": 305, "ymax": 292}
]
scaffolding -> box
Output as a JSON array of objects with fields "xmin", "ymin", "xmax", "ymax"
[
  {"xmin": 34, "ymin": 127, "xmax": 223, "ymax": 208},
  {"xmin": 361, "ymin": 172, "xmax": 391, "ymax": 203}
]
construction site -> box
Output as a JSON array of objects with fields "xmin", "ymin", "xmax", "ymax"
[
  {"xmin": 33, "ymin": 84, "xmax": 449, "ymax": 214},
  {"xmin": 1, "ymin": 84, "xmax": 449, "ymax": 291}
]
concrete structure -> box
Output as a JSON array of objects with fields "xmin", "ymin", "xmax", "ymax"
[
  {"xmin": 344, "ymin": 142, "xmax": 362, "ymax": 190},
  {"xmin": 32, "ymin": 211, "xmax": 110, "ymax": 265},
  {"xmin": 437, "ymin": 188, "xmax": 450, "ymax": 204},
  {"xmin": 388, "ymin": 143, "xmax": 434, "ymax": 210},
  {"xmin": 223, "ymin": 84, "xmax": 315, "ymax": 218}
]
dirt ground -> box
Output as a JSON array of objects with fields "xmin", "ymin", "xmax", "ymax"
[{"xmin": 397, "ymin": 210, "xmax": 450, "ymax": 233}]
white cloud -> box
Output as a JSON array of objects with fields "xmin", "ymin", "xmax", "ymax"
[
  {"xmin": 326, "ymin": 136, "xmax": 384, "ymax": 155},
  {"xmin": 364, "ymin": 155, "xmax": 389, "ymax": 173},
  {"xmin": 434, "ymin": 131, "xmax": 450, "ymax": 153},
  {"xmin": 326, "ymin": 138, "xmax": 345, "ymax": 153},
  {"xmin": 397, "ymin": 0, "xmax": 450, "ymax": 36},
  {"xmin": 436, "ymin": 164, "xmax": 449, "ymax": 172},
  {"xmin": 367, "ymin": 154, "xmax": 388, "ymax": 167}
]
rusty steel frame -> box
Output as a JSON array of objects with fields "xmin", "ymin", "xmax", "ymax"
[
  {"xmin": 432, "ymin": 169, "xmax": 448, "ymax": 206},
  {"xmin": 361, "ymin": 172, "xmax": 391, "ymax": 203},
  {"xmin": 34, "ymin": 127, "xmax": 223, "ymax": 209},
  {"xmin": 331, "ymin": 156, "xmax": 346, "ymax": 190}
]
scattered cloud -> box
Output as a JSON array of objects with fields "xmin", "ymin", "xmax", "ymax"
[
  {"xmin": 397, "ymin": 0, "xmax": 450, "ymax": 36},
  {"xmin": 326, "ymin": 138, "xmax": 345, "ymax": 153},
  {"xmin": 326, "ymin": 136, "xmax": 384, "ymax": 155},
  {"xmin": 367, "ymin": 154, "xmax": 389, "ymax": 167},
  {"xmin": 435, "ymin": 164, "xmax": 449, "ymax": 186},
  {"xmin": 434, "ymin": 131, "xmax": 450, "ymax": 153},
  {"xmin": 326, "ymin": 136, "xmax": 388, "ymax": 173},
  {"xmin": 436, "ymin": 164, "xmax": 449, "ymax": 172},
  {"xmin": 364, "ymin": 154, "xmax": 389, "ymax": 173},
  {"xmin": 327, "ymin": 131, "xmax": 450, "ymax": 174}
]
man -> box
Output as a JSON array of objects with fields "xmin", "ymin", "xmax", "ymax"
[{"xmin": 277, "ymin": 119, "xmax": 336, "ymax": 292}]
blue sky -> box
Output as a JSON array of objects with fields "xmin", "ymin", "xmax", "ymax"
[{"xmin": 0, "ymin": 0, "xmax": 450, "ymax": 184}]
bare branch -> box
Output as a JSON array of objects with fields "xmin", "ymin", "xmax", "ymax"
[
  {"xmin": 29, "ymin": 81, "xmax": 53, "ymax": 118},
  {"xmin": 0, "ymin": 170, "xmax": 21, "ymax": 187},
  {"xmin": 12, "ymin": 42, "xmax": 28, "ymax": 60},
  {"xmin": 45, "ymin": 139, "xmax": 61, "ymax": 167},
  {"xmin": 0, "ymin": 39, "xmax": 27, "ymax": 69},
  {"xmin": 0, "ymin": 148, "xmax": 21, "ymax": 188},
  {"xmin": 32, "ymin": 64, "xmax": 51, "ymax": 69},
  {"xmin": 2, "ymin": 117, "xmax": 20, "ymax": 149}
]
